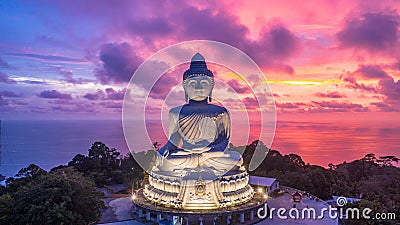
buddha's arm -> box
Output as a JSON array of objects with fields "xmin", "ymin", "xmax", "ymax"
[
  {"xmin": 158, "ymin": 110, "xmax": 181, "ymax": 157},
  {"xmin": 208, "ymin": 110, "xmax": 230, "ymax": 152}
]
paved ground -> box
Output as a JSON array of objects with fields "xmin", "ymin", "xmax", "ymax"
[
  {"xmin": 255, "ymin": 192, "xmax": 338, "ymax": 225},
  {"xmin": 98, "ymin": 191, "xmax": 338, "ymax": 225},
  {"xmin": 98, "ymin": 197, "xmax": 134, "ymax": 224}
]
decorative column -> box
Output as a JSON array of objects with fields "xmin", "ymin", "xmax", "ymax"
[
  {"xmin": 138, "ymin": 208, "xmax": 143, "ymax": 218},
  {"xmin": 146, "ymin": 211, "xmax": 151, "ymax": 221},
  {"xmin": 240, "ymin": 213, "xmax": 245, "ymax": 223},
  {"xmin": 199, "ymin": 216, "xmax": 203, "ymax": 225},
  {"xmin": 250, "ymin": 210, "xmax": 254, "ymax": 220},
  {"xmin": 227, "ymin": 214, "xmax": 232, "ymax": 225},
  {"xmin": 157, "ymin": 214, "xmax": 162, "ymax": 222},
  {"xmin": 185, "ymin": 216, "xmax": 189, "ymax": 225}
]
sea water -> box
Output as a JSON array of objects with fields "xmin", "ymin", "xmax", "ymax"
[{"xmin": 0, "ymin": 120, "xmax": 399, "ymax": 178}]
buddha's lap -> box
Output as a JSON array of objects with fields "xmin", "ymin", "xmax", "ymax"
[{"xmin": 164, "ymin": 150, "xmax": 242, "ymax": 167}]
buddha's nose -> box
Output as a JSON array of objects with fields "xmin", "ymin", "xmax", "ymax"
[{"xmin": 195, "ymin": 82, "xmax": 202, "ymax": 89}]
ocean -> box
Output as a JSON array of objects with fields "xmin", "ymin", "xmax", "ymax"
[{"xmin": 0, "ymin": 119, "xmax": 399, "ymax": 178}]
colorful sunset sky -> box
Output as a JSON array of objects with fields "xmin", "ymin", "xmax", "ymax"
[
  {"xmin": 0, "ymin": 1, "xmax": 399, "ymax": 167},
  {"xmin": 1, "ymin": 1, "xmax": 400, "ymax": 121}
]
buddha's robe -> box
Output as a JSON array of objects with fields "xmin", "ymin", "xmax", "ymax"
[{"xmin": 157, "ymin": 100, "xmax": 242, "ymax": 173}]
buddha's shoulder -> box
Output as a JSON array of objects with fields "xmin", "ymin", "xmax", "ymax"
[
  {"xmin": 207, "ymin": 104, "xmax": 228, "ymax": 113},
  {"xmin": 169, "ymin": 106, "xmax": 183, "ymax": 115},
  {"xmin": 169, "ymin": 104, "xmax": 228, "ymax": 115}
]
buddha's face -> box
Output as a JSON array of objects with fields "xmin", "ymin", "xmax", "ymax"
[{"xmin": 183, "ymin": 76, "xmax": 214, "ymax": 101}]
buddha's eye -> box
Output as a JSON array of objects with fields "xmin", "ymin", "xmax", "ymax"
[
  {"xmin": 188, "ymin": 80, "xmax": 196, "ymax": 88},
  {"xmin": 201, "ymin": 80, "xmax": 209, "ymax": 87}
]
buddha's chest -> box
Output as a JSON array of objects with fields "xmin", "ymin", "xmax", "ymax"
[{"xmin": 177, "ymin": 112, "xmax": 223, "ymax": 144}]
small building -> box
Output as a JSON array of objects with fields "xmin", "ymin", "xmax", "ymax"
[
  {"xmin": 248, "ymin": 176, "xmax": 279, "ymax": 194},
  {"xmin": 292, "ymin": 191, "xmax": 302, "ymax": 202}
]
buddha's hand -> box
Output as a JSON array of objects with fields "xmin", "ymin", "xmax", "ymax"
[{"xmin": 191, "ymin": 147, "xmax": 211, "ymax": 154}]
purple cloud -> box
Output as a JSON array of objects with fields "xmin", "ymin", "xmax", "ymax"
[
  {"xmin": 276, "ymin": 102, "xmax": 308, "ymax": 109},
  {"xmin": 242, "ymin": 97, "xmax": 261, "ymax": 110},
  {"xmin": 95, "ymin": 42, "xmax": 143, "ymax": 84},
  {"xmin": 0, "ymin": 72, "xmax": 14, "ymax": 84},
  {"xmin": 105, "ymin": 88, "xmax": 125, "ymax": 100},
  {"xmin": 13, "ymin": 53, "xmax": 84, "ymax": 62},
  {"xmin": 256, "ymin": 24, "xmax": 301, "ymax": 61},
  {"xmin": 56, "ymin": 66, "xmax": 87, "ymax": 84},
  {"xmin": 370, "ymin": 101, "xmax": 400, "ymax": 112},
  {"xmin": 0, "ymin": 90, "xmax": 22, "ymax": 97},
  {"xmin": 83, "ymin": 88, "xmax": 127, "ymax": 101},
  {"xmin": 99, "ymin": 101, "xmax": 122, "ymax": 109},
  {"xmin": 227, "ymin": 80, "xmax": 251, "ymax": 94},
  {"xmin": 0, "ymin": 57, "xmax": 14, "ymax": 69},
  {"xmin": 315, "ymin": 91, "xmax": 346, "ymax": 98},
  {"xmin": 378, "ymin": 77, "xmax": 400, "ymax": 100},
  {"xmin": 342, "ymin": 76, "xmax": 376, "ymax": 92},
  {"xmin": 337, "ymin": 10, "xmax": 400, "ymax": 53},
  {"xmin": 0, "ymin": 96, "xmax": 7, "ymax": 106},
  {"xmin": 356, "ymin": 64, "xmax": 389, "ymax": 79},
  {"xmin": 311, "ymin": 101, "xmax": 365, "ymax": 111},
  {"xmin": 38, "ymin": 90, "xmax": 73, "ymax": 100},
  {"xmin": 93, "ymin": 6, "xmax": 301, "ymax": 84},
  {"xmin": 83, "ymin": 90, "xmax": 103, "ymax": 100},
  {"xmin": 149, "ymin": 74, "xmax": 180, "ymax": 100},
  {"xmin": 342, "ymin": 64, "xmax": 400, "ymax": 101},
  {"xmin": 126, "ymin": 17, "xmax": 173, "ymax": 39},
  {"xmin": 178, "ymin": 7, "xmax": 249, "ymax": 48}
]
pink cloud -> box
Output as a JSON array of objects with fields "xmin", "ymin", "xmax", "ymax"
[
  {"xmin": 311, "ymin": 100, "xmax": 367, "ymax": 112},
  {"xmin": 276, "ymin": 102, "xmax": 308, "ymax": 109},
  {"xmin": 315, "ymin": 91, "xmax": 346, "ymax": 98}
]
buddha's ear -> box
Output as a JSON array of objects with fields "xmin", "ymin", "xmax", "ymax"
[
  {"xmin": 185, "ymin": 93, "xmax": 188, "ymax": 102},
  {"xmin": 208, "ymin": 94, "xmax": 212, "ymax": 102}
]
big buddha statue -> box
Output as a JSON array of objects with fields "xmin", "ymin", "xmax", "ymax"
[
  {"xmin": 156, "ymin": 53, "xmax": 243, "ymax": 174},
  {"xmin": 144, "ymin": 53, "xmax": 254, "ymax": 209}
]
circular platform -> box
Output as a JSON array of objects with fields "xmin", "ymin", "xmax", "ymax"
[{"xmin": 132, "ymin": 189, "xmax": 268, "ymax": 225}]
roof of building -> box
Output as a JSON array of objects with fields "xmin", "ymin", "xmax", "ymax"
[{"xmin": 248, "ymin": 176, "xmax": 278, "ymax": 187}]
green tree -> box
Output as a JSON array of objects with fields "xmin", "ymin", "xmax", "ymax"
[
  {"xmin": 68, "ymin": 142, "xmax": 122, "ymax": 186},
  {"xmin": 0, "ymin": 165, "xmax": 104, "ymax": 225}
]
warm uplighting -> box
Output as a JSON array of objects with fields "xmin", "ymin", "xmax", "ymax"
[
  {"xmin": 132, "ymin": 195, "xmax": 137, "ymax": 201},
  {"xmin": 258, "ymin": 187, "xmax": 263, "ymax": 193},
  {"xmin": 263, "ymin": 194, "xmax": 268, "ymax": 199}
]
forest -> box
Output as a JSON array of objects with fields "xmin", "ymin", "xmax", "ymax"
[{"xmin": 0, "ymin": 141, "xmax": 398, "ymax": 224}]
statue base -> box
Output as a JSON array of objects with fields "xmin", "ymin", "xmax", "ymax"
[{"xmin": 144, "ymin": 167, "xmax": 254, "ymax": 209}]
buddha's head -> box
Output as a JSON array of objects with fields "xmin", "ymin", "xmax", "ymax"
[{"xmin": 183, "ymin": 53, "xmax": 214, "ymax": 102}]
